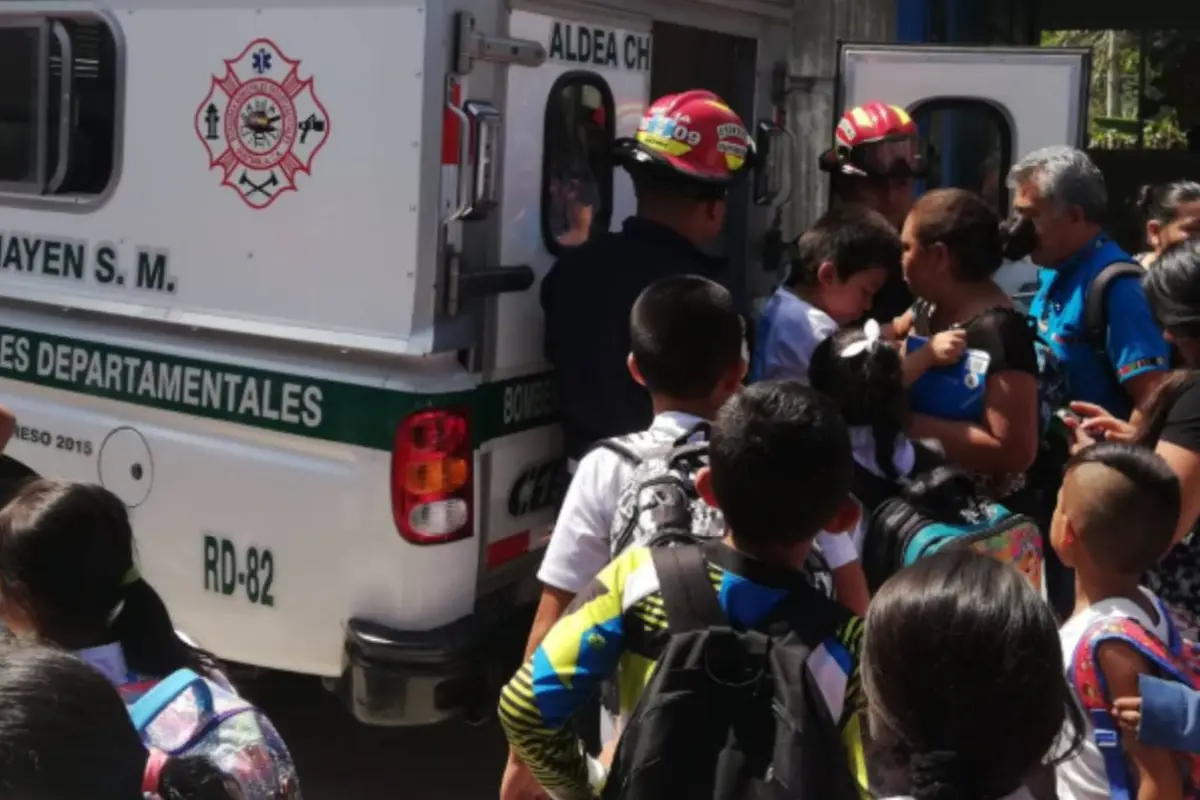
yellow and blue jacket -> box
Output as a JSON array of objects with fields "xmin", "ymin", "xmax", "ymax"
[{"xmin": 498, "ymin": 543, "xmax": 868, "ymax": 800}]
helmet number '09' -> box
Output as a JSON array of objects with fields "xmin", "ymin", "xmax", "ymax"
[{"xmin": 643, "ymin": 115, "xmax": 703, "ymax": 147}]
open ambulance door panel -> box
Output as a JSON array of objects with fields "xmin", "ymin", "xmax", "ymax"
[
  {"xmin": 472, "ymin": 8, "xmax": 652, "ymax": 587},
  {"xmin": 837, "ymin": 43, "xmax": 1091, "ymax": 302},
  {"xmin": 491, "ymin": 8, "xmax": 651, "ymax": 378}
]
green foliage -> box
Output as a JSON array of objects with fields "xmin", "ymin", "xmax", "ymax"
[{"xmin": 1041, "ymin": 29, "xmax": 1189, "ymax": 149}]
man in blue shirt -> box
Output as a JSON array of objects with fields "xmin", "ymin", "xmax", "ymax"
[
  {"xmin": 1008, "ymin": 146, "xmax": 1170, "ymax": 618},
  {"xmin": 1009, "ymin": 146, "xmax": 1169, "ymax": 421}
]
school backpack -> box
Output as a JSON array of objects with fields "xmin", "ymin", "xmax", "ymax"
[
  {"xmin": 125, "ymin": 668, "xmax": 302, "ymax": 798},
  {"xmin": 854, "ymin": 464, "xmax": 1043, "ymax": 594},
  {"xmin": 1068, "ymin": 609, "xmax": 1200, "ymax": 799},
  {"xmin": 601, "ymin": 544, "xmax": 860, "ymax": 800},
  {"xmin": 597, "ymin": 422, "xmax": 725, "ymax": 558}
]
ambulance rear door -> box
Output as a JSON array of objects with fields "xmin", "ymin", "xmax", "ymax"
[
  {"xmin": 837, "ymin": 43, "xmax": 1092, "ymax": 302},
  {"xmin": 473, "ymin": 7, "xmax": 652, "ymax": 588}
]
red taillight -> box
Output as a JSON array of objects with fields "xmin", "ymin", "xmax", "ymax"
[{"xmin": 391, "ymin": 407, "xmax": 473, "ymax": 544}]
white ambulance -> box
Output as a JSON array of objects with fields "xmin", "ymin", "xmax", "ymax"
[{"xmin": 0, "ymin": 0, "xmax": 1087, "ymax": 725}]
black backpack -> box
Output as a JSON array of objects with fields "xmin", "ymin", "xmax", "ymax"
[{"xmin": 601, "ymin": 545, "xmax": 859, "ymax": 800}]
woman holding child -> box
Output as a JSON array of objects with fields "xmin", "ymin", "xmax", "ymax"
[{"xmin": 893, "ymin": 188, "xmax": 1041, "ymax": 506}]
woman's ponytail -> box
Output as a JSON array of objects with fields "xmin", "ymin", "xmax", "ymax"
[
  {"xmin": 155, "ymin": 753, "xmax": 241, "ymax": 800},
  {"xmin": 1136, "ymin": 183, "xmax": 1160, "ymax": 221}
]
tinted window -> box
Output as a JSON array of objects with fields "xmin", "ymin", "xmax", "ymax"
[
  {"xmin": 0, "ymin": 26, "xmax": 41, "ymax": 184},
  {"xmin": 0, "ymin": 16, "xmax": 120, "ymax": 201},
  {"xmin": 541, "ymin": 72, "xmax": 614, "ymax": 254},
  {"xmin": 913, "ymin": 99, "xmax": 1012, "ymax": 213}
]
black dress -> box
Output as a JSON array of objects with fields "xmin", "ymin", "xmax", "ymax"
[
  {"xmin": 1145, "ymin": 374, "xmax": 1200, "ymax": 636},
  {"xmin": 911, "ymin": 303, "xmax": 1040, "ymax": 509}
]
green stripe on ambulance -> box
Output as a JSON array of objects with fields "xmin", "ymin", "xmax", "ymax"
[{"xmin": 0, "ymin": 326, "xmax": 556, "ymax": 450}]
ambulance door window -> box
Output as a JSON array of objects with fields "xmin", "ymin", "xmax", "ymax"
[
  {"xmin": 912, "ymin": 100, "xmax": 1013, "ymax": 213},
  {"xmin": 0, "ymin": 15, "xmax": 120, "ymax": 202},
  {"xmin": 0, "ymin": 24, "xmax": 40, "ymax": 185},
  {"xmin": 541, "ymin": 72, "xmax": 615, "ymax": 254}
]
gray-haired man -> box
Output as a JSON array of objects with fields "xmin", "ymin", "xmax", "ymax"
[
  {"xmin": 1009, "ymin": 146, "xmax": 1170, "ymax": 617},
  {"xmin": 1011, "ymin": 145, "xmax": 1169, "ymax": 420}
]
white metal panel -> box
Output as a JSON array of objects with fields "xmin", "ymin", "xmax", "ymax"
[
  {"xmin": 490, "ymin": 8, "xmax": 651, "ymax": 378},
  {"xmin": 839, "ymin": 44, "xmax": 1091, "ymax": 161},
  {"xmin": 0, "ymin": 306, "xmax": 478, "ymax": 677},
  {"xmin": 0, "ymin": 5, "xmax": 436, "ymax": 354}
]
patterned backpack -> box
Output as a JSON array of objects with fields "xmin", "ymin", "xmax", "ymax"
[
  {"xmin": 1069, "ymin": 609, "xmax": 1200, "ymax": 799},
  {"xmin": 855, "ymin": 464, "xmax": 1043, "ymax": 594},
  {"xmin": 595, "ymin": 423, "xmax": 835, "ymax": 597},
  {"xmin": 596, "ymin": 422, "xmax": 724, "ymax": 558},
  {"xmin": 125, "ymin": 668, "xmax": 302, "ymax": 798}
]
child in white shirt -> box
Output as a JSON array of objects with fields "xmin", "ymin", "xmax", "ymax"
[
  {"xmin": 1051, "ymin": 442, "xmax": 1186, "ymax": 800},
  {"xmin": 503, "ymin": 275, "xmax": 749, "ymax": 796}
]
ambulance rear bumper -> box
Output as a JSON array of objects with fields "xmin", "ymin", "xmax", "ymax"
[{"xmin": 333, "ymin": 603, "xmax": 534, "ymax": 727}]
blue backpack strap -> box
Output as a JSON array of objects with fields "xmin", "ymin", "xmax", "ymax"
[
  {"xmin": 1071, "ymin": 618, "xmax": 1190, "ymax": 800},
  {"xmin": 128, "ymin": 669, "xmax": 213, "ymax": 733},
  {"xmin": 1089, "ymin": 705, "xmax": 1134, "ymax": 800}
]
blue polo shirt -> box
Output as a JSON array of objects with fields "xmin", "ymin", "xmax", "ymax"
[{"xmin": 1029, "ymin": 236, "xmax": 1169, "ymax": 419}]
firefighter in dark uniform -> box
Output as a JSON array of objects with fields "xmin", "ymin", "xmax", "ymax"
[
  {"xmin": 819, "ymin": 101, "xmax": 931, "ymax": 321},
  {"xmin": 541, "ymin": 90, "xmax": 753, "ymax": 465}
]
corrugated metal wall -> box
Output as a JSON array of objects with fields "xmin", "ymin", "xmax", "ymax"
[{"xmin": 785, "ymin": 0, "xmax": 895, "ymax": 235}]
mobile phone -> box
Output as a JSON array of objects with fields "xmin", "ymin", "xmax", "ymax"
[{"xmin": 1054, "ymin": 408, "xmax": 1083, "ymax": 426}]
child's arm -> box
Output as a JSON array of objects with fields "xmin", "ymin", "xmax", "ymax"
[
  {"xmin": 1115, "ymin": 675, "xmax": 1200, "ymax": 753},
  {"xmin": 1097, "ymin": 643, "xmax": 1186, "ymax": 800},
  {"xmin": 881, "ymin": 309, "xmax": 914, "ymax": 342},
  {"xmin": 901, "ymin": 330, "xmax": 968, "ymax": 387},
  {"xmin": 816, "ymin": 531, "xmax": 868, "ymax": 616},
  {"xmin": 830, "ymin": 562, "xmax": 869, "ymax": 617}
]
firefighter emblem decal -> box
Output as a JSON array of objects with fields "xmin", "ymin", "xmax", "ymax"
[{"xmin": 195, "ymin": 39, "xmax": 330, "ymax": 209}]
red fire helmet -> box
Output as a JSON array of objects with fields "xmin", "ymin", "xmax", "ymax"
[
  {"xmin": 819, "ymin": 101, "xmax": 929, "ymax": 179},
  {"xmin": 614, "ymin": 90, "xmax": 754, "ymax": 186}
]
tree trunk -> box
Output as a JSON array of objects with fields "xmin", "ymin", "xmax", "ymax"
[{"xmin": 1107, "ymin": 30, "xmax": 1121, "ymax": 117}]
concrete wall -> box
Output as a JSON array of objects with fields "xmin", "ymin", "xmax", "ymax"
[{"xmin": 784, "ymin": 0, "xmax": 895, "ymax": 236}]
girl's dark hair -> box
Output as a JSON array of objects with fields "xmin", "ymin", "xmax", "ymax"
[
  {"xmin": 1136, "ymin": 369, "xmax": 1195, "ymax": 447},
  {"xmin": 0, "ymin": 642, "xmax": 236, "ymax": 800},
  {"xmin": 0, "ymin": 479, "xmax": 217, "ymax": 678},
  {"xmin": 863, "ymin": 550, "xmax": 1085, "ymax": 800},
  {"xmin": 809, "ymin": 327, "xmax": 907, "ymax": 479},
  {"xmin": 1143, "ymin": 237, "xmax": 1200, "ymax": 337},
  {"xmin": 1137, "ymin": 180, "xmax": 1200, "ymax": 229},
  {"xmin": 910, "ymin": 188, "xmax": 1003, "ymax": 282}
]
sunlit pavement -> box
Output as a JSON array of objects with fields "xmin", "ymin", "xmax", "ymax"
[{"xmin": 245, "ymin": 672, "xmax": 506, "ymax": 799}]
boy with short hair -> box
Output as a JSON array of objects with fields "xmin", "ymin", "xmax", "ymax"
[
  {"xmin": 528, "ymin": 275, "xmax": 748, "ymax": 655},
  {"xmin": 501, "ymin": 275, "xmax": 750, "ymax": 799},
  {"xmin": 1052, "ymin": 441, "xmax": 1185, "ymax": 800},
  {"xmin": 752, "ymin": 204, "xmax": 900, "ymax": 383},
  {"xmin": 498, "ymin": 381, "xmax": 869, "ymax": 800}
]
